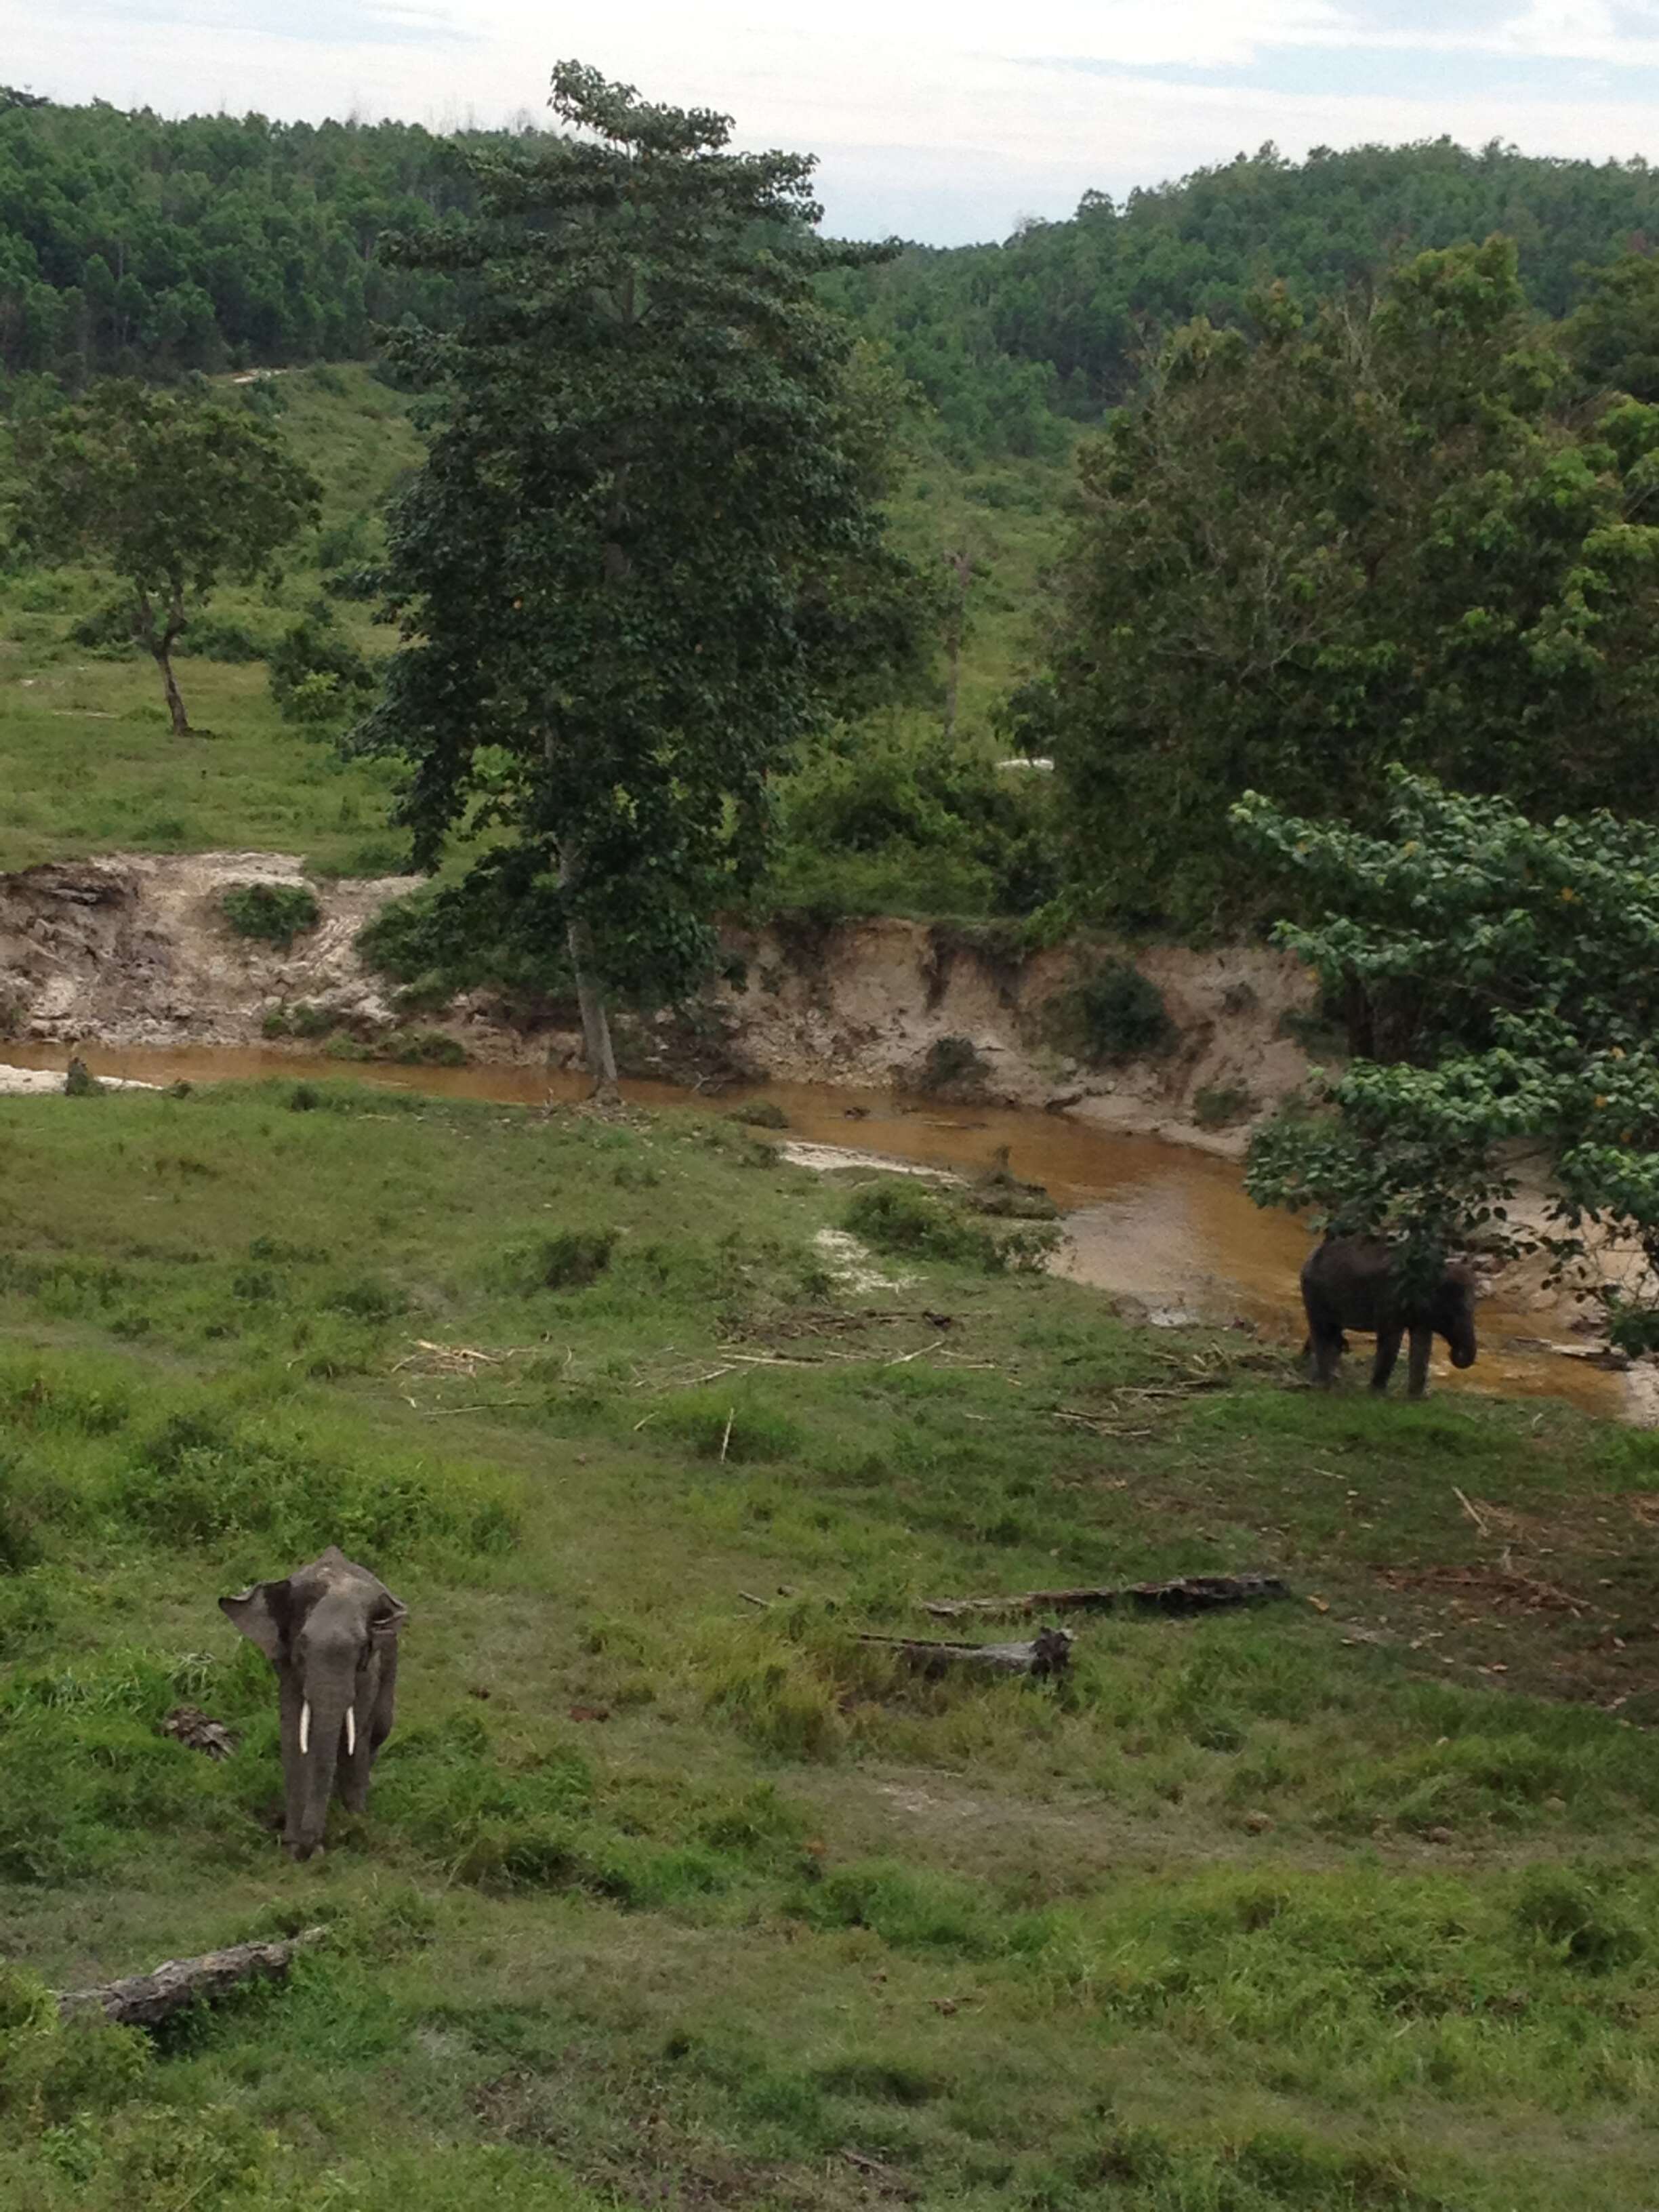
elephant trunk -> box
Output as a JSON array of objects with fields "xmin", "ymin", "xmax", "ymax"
[{"xmin": 287, "ymin": 1669, "xmax": 356, "ymax": 1860}]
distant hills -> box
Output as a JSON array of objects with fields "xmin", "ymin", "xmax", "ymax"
[{"xmin": 6, "ymin": 95, "xmax": 1658, "ymax": 455}]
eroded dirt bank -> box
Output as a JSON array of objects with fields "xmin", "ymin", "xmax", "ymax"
[{"xmin": 0, "ymin": 853, "xmax": 1317, "ymax": 1154}]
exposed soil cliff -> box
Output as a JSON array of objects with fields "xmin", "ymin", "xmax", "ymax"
[{"xmin": 0, "ymin": 853, "xmax": 1318, "ymax": 1153}]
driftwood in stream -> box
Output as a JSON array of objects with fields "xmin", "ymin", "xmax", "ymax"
[
  {"xmin": 857, "ymin": 1626, "xmax": 1073, "ymax": 1679},
  {"xmin": 922, "ymin": 1572, "xmax": 1290, "ymax": 1622},
  {"xmin": 56, "ymin": 1928, "xmax": 327, "ymax": 2027}
]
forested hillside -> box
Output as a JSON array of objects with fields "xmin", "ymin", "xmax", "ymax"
[
  {"xmin": 0, "ymin": 87, "xmax": 518, "ymax": 381},
  {"xmin": 830, "ymin": 139, "xmax": 1659, "ymax": 452},
  {"xmin": 9, "ymin": 89, "xmax": 1659, "ymax": 455}
]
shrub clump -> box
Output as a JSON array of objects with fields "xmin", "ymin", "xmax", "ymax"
[
  {"xmin": 1193, "ymin": 1082, "xmax": 1256, "ymax": 1130},
  {"xmin": 267, "ymin": 613, "xmax": 377, "ymax": 725},
  {"xmin": 263, "ymin": 999, "xmax": 338, "ymax": 1040},
  {"xmin": 971, "ymin": 1150, "xmax": 1060, "ymax": 1220},
  {"xmin": 220, "ymin": 882, "xmax": 321, "ymax": 949},
  {"xmin": 915, "ymin": 1034, "xmax": 990, "ymax": 1099},
  {"xmin": 379, "ymin": 1029, "xmax": 467, "ymax": 1066},
  {"xmin": 842, "ymin": 1179, "xmax": 1058, "ymax": 1273},
  {"xmin": 102, "ymin": 1404, "xmax": 516, "ymax": 1561},
  {"xmin": 728, "ymin": 1099, "xmax": 790, "ymax": 1130},
  {"xmin": 502, "ymin": 1229, "xmax": 618, "ymax": 1294},
  {"xmin": 1057, "ymin": 959, "xmax": 1175, "ymax": 1066},
  {"xmin": 0, "ymin": 1963, "xmax": 150, "ymax": 2119}
]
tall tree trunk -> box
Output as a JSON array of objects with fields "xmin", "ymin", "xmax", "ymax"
[
  {"xmin": 138, "ymin": 592, "xmax": 190, "ymax": 736},
  {"xmin": 154, "ymin": 646, "xmax": 189, "ymax": 736},
  {"xmin": 558, "ymin": 845, "xmax": 619, "ymax": 1105}
]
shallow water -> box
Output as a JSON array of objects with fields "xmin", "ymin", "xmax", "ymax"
[{"xmin": 2, "ymin": 1040, "xmax": 1622, "ymax": 1418}]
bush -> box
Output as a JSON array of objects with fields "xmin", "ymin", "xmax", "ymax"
[
  {"xmin": 380, "ymin": 1029, "xmax": 466, "ymax": 1066},
  {"xmin": 1513, "ymin": 1866, "xmax": 1645, "ymax": 1971},
  {"xmin": 267, "ymin": 613, "xmax": 377, "ymax": 725},
  {"xmin": 0, "ymin": 1964, "xmax": 150, "ymax": 2122},
  {"xmin": 315, "ymin": 510, "xmax": 371, "ymax": 570},
  {"xmin": 844, "ymin": 1181, "xmax": 998, "ymax": 1269},
  {"xmin": 102, "ymin": 1402, "xmax": 516, "ymax": 1560},
  {"xmin": 220, "ymin": 882, "xmax": 320, "ymax": 949},
  {"xmin": 772, "ymin": 722, "xmax": 1061, "ymax": 921},
  {"xmin": 1057, "ymin": 960, "xmax": 1174, "ymax": 1065},
  {"xmin": 916, "ymin": 1034, "xmax": 989, "ymax": 1097},
  {"xmin": 501, "ymin": 1229, "xmax": 618, "ymax": 1294},
  {"xmin": 173, "ymin": 615, "xmax": 264, "ymax": 661},
  {"xmin": 1193, "ymin": 1082, "xmax": 1256, "ymax": 1130},
  {"xmin": 68, "ymin": 595, "xmax": 138, "ymax": 653},
  {"xmin": 844, "ymin": 1180, "xmax": 1059, "ymax": 1274},
  {"xmin": 358, "ymin": 882, "xmax": 577, "ymax": 1007},
  {"xmin": 729, "ymin": 1099, "xmax": 790, "ymax": 1130}
]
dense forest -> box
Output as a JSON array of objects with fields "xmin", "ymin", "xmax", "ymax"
[
  {"xmin": 0, "ymin": 87, "xmax": 520, "ymax": 381},
  {"xmin": 9, "ymin": 88, "xmax": 1659, "ymax": 451},
  {"xmin": 825, "ymin": 138, "xmax": 1659, "ymax": 451}
]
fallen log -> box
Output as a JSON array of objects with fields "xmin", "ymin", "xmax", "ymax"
[
  {"xmin": 57, "ymin": 1927, "xmax": 327, "ymax": 2027},
  {"xmin": 857, "ymin": 1626, "xmax": 1072, "ymax": 1679},
  {"xmin": 922, "ymin": 1572, "xmax": 1290, "ymax": 1622}
]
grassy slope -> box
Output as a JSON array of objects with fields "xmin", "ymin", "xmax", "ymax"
[
  {"xmin": 3, "ymin": 1082, "xmax": 1659, "ymax": 2208},
  {"xmin": 0, "ymin": 368, "xmax": 1067, "ymax": 894},
  {"xmin": 0, "ymin": 368, "xmax": 419, "ymax": 878}
]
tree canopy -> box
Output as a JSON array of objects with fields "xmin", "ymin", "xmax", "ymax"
[
  {"xmin": 1016, "ymin": 239, "xmax": 1659, "ymax": 935},
  {"xmin": 1239, "ymin": 770, "xmax": 1659, "ymax": 1347},
  {"xmin": 358, "ymin": 62, "xmax": 919, "ymax": 1094},
  {"xmin": 10, "ymin": 377, "xmax": 319, "ymax": 731},
  {"xmin": 0, "ymin": 97, "xmax": 531, "ymax": 389},
  {"xmin": 830, "ymin": 138, "xmax": 1659, "ymax": 452},
  {"xmin": 12, "ymin": 96, "xmax": 1659, "ymax": 458}
]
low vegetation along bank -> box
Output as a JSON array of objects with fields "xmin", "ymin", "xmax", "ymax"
[{"xmin": 2, "ymin": 1080, "xmax": 1658, "ymax": 2207}]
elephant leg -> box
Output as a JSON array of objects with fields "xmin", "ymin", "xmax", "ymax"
[
  {"xmin": 1309, "ymin": 1328, "xmax": 1344, "ymax": 1387},
  {"xmin": 1370, "ymin": 1328, "xmax": 1402, "ymax": 1392},
  {"xmin": 1406, "ymin": 1326, "xmax": 1433, "ymax": 1398}
]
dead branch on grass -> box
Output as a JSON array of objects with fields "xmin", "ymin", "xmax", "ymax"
[
  {"xmin": 57, "ymin": 1929, "xmax": 327, "ymax": 2026},
  {"xmin": 922, "ymin": 1573, "xmax": 1290, "ymax": 1622},
  {"xmin": 857, "ymin": 1626, "xmax": 1072, "ymax": 1677}
]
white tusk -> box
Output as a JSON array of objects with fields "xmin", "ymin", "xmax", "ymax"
[
  {"xmin": 345, "ymin": 1708, "xmax": 356, "ymax": 1758},
  {"xmin": 299, "ymin": 1700, "xmax": 310, "ymax": 1756}
]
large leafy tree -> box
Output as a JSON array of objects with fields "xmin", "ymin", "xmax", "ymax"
[
  {"xmin": 1019, "ymin": 240, "xmax": 1659, "ymax": 934},
  {"xmin": 1238, "ymin": 769, "xmax": 1659, "ymax": 1347},
  {"xmin": 1565, "ymin": 249, "xmax": 1659, "ymax": 403},
  {"xmin": 358, "ymin": 62, "xmax": 918, "ymax": 1098},
  {"xmin": 9, "ymin": 378, "xmax": 319, "ymax": 732}
]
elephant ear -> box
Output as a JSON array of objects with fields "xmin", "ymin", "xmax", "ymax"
[
  {"xmin": 219, "ymin": 1578, "xmax": 293, "ymax": 1662},
  {"xmin": 368, "ymin": 1586, "xmax": 407, "ymax": 1647}
]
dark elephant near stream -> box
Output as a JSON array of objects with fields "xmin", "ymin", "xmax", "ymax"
[
  {"xmin": 221, "ymin": 1546, "xmax": 407, "ymax": 1860},
  {"xmin": 1300, "ymin": 1236, "xmax": 1478, "ymax": 1398}
]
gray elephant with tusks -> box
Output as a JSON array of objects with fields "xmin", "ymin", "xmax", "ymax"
[{"xmin": 220, "ymin": 1547, "xmax": 407, "ymax": 1861}]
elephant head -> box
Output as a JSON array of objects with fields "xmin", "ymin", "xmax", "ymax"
[
  {"xmin": 1433, "ymin": 1264, "xmax": 1479, "ymax": 1369},
  {"xmin": 220, "ymin": 1546, "xmax": 406, "ymax": 1861}
]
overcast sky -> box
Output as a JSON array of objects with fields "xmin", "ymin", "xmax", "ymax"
[{"xmin": 6, "ymin": 2, "xmax": 1659, "ymax": 243}]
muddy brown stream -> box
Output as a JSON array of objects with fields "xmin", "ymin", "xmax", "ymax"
[{"xmin": 2, "ymin": 1040, "xmax": 1622, "ymax": 1418}]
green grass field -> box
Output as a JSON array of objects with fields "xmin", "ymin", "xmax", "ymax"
[
  {"xmin": 0, "ymin": 367, "xmax": 419, "ymax": 877},
  {"xmin": 3, "ymin": 1080, "xmax": 1658, "ymax": 2209},
  {"xmin": 0, "ymin": 365, "xmax": 1067, "ymax": 907}
]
